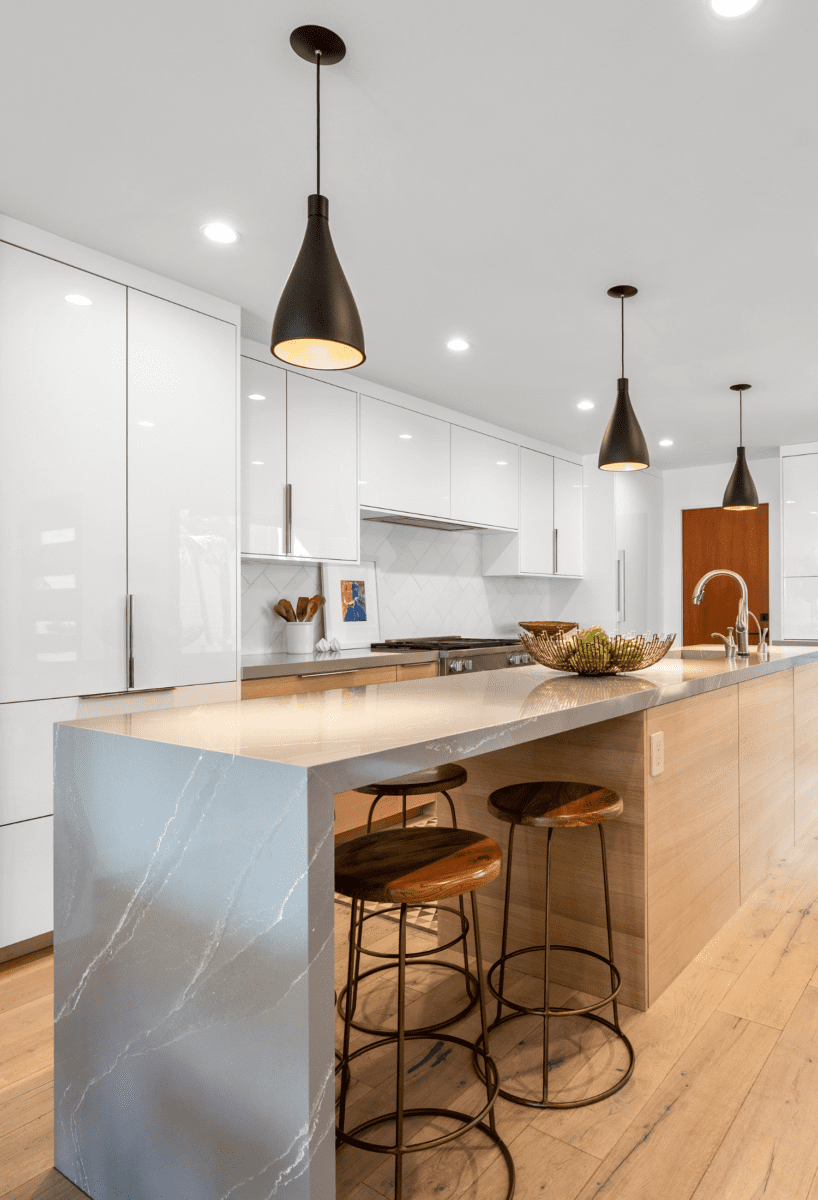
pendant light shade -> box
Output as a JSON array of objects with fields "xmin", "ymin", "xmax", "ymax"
[
  {"xmin": 722, "ymin": 384, "xmax": 758, "ymax": 510},
  {"xmin": 271, "ymin": 26, "xmax": 365, "ymax": 371},
  {"xmin": 598, "ymin": 286, "xmax": 649, "ymax": 472}
]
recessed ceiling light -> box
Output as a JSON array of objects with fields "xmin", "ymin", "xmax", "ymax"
[
  {"xmin": 399, "ymin": 434, "xmax": 413, "ymax": 439},
  {"xmin": 709, "ymin": 0, "xmax": 761, "ymax": 16},
  {"xmin": 248, "ymin": 393, "xmax": 265, "ymax": 400},
  {"xmin": 252, "ymin": 461, "xmax": 265, "ymax": 466},
  {"xmin": 138, "ymin": 420, "xmax": 155, "ymax": 428},
  {"xmin": 577, "ymin": 400, "xmax": 595, "ymax": 411},
  {"xmin": 496, "ymin": 461, "xmax": 508, "ymax": 466},
  {"xmin": 446, "ymin": 337, "xmax": 470, "ymax": 352},
  {"xmin": 659, "ymin": 438, "xmax": 674, "ymax": 447},
  {"xmin": 202, "ymin": 222, "xmax": 239, "ymax": 244},
  {"xmin": 65, "ymin": 294, "xmax": 91, "ymax": 305}
]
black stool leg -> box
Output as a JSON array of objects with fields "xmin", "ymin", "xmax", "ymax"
[
  {"xmin": 494, "ymin": 822, "xmax": 516, "ymax": 1025},
  {"xmin": 395, "ymin": 903, "xmax": 408, "ymax": 1200},
  {"xmin": 542, "ymin": 826, "xmax": 554, "ymax": 1105},
  {"xmin": 598, "ymin": 824, "xmax": 621, "ymax": 1033},
  {"xmin": 365, "ymin": 791, "xmax": 385, "ymax": 833},
  {"xmin": 470, "ymin": 888, "xmax": 498, "ymax": 1137},
  {"xmin": 338, "ymin": 897, "xmax": 358, "ymax": 1136},
  {"xmin": 441, "ymin": 789, "xmax": 476, "ymax": 1001}
]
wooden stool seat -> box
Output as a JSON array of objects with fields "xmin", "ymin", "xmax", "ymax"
[
  {"xmin": 335, "ymin": 827, "xmax": 501, "ymax": 905},
  {"xmin": 488, "ymin": 780, "xmax": 623, "ymax": 828},
  {"xmin": 355, "ymin": 762, "xmax": 467, "ymax": 797}
]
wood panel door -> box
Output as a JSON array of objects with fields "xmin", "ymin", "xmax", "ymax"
[{"xmin": 683, "ymin": 504, "xmax": 769, "ymax": 646}]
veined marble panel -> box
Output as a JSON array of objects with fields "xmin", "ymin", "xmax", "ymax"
[{"xmin": 54, "ymin": 725, "xmax": 334, "ymax": 1200}]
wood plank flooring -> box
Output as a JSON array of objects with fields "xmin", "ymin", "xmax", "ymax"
[{"xmin": 3, "ymin": 825, "xmax": 818, "ymax": 1200}]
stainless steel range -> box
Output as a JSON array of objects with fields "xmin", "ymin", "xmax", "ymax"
[{"xmin": 369, "ymin": 636, "xmax": 535, "ymax": 676}]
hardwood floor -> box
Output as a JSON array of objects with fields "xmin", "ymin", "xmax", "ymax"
[{"xmin": 3, "ymin": 825, "xmax": 818, "ymax": 1200}]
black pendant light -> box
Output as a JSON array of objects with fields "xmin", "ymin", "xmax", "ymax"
[
  {"xmin": 722, "ymin": 384, "xmax": 759, "ymax": 510},
  {"xmin": 598, "ymin": 285, "xmax": 650, "ymax": 472},
  {"xmin": 271, "ymin": 25, "xmax": 365, "ymax": 371}
]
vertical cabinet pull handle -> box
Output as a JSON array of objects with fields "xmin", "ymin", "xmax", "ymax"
[
  {"xmin": 285, "ymin": 483, "xmax": 293, "ymax": 555},
  {"xmin": 554, "ymin": 527, "xmax": 558, "ymax": 574},
  {"xmin": 127, "ymin": 594, "xmax": 134, "ymax": 689}
]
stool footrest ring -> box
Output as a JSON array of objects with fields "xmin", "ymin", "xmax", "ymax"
[
  {"xmin": 349, "ymin": 902, "xmax": 470, "ymax": 961},
  {"xmin": 488, "ymin": 944, "xmax": 622, "ymax": 1015},
  {"xmin": 337, "ymin": 959, "xmax": 479, "ymax": 1035}
]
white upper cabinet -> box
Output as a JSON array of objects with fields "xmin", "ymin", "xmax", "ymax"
[
  {"xmin": 241, "ymin": 357, "xmax": 287, "ymax": 555},
  {"xmin": 128, "ymin": 291, "xmax": 237, "ymax": 691},
  {"xmin": 241, "ymin": 354, "xmax": 358, "ymax": 563},
  {"xmin": 0, "ymin": 243, "xmax": 127, "ymax": 703},
  {"xmin": 553, "ymin": 458, "xmax": 583, "ymax": 577},
  {"xmin": 287, "ymin": 372, "xmax": 358, "ymax": 562},
  {"xmin": 519, "ymin": 449, "xmax": 555, "ymax": 575},
  {"xmin": 450, "ymin": 426, "xmax": 519, "ymax": 529},
  {"xmin": 783, "ymin": 454, "xmax": 818, "ymax": 577},
  {"xmin": 615, "ymin": 471, "xmax": 663, "ymax": 634},
  {"xmin": 359, "ymin": 396, "xmax": 450, "ymax": 518}
]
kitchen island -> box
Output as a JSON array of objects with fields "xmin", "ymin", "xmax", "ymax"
[{"xmin": 53, "ymin": 644, "xmax": 818, "ymax": 1200}]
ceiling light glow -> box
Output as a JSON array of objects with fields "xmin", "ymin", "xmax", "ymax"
[
  {"xmin": 65, "ymin": 294, "xmax": 92, "ymax": 305},
  {"xmin": 709, "ymin": 0, "xmax": 760, "ymax": 16},
  {"xmin": 447, "ymin": 338, "xmax": 470, "ymax": 352},
  {"xmin": 399, "ymin": 434, "xmax": 413, "ymax": 439},
  {"xmin": 577, "ymin": 400, "xmax": 595, "ymax": 411},
  {"xmin": 248, "ymin": 394, "xmax": 265, "ymax": 400},
  {"xmin": 659, "ymin": 438, "xmax": 674, "ymax": 447},
  {"xmin": 202, "ymin": 222, "xmax": 239, "ymax": 244},
  {"xmin": 496, "ymin": 461, "xmax": 508, "ymax": 466}
]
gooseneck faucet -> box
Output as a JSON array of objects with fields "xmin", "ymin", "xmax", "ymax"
[{"xmin": 692, "ymin": 570, "xmax": 750, "ymax": 656}]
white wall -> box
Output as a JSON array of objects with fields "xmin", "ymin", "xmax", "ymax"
[{"xmin": 662, "ymin": 456, "xmax": 781, "ymax": 644}]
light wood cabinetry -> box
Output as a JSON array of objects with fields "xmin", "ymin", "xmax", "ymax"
[
  {"xmin": 794, "ymin": 660, "xmax": 818, "ymax": 840},
  {"xmin": 359, "ymin": 395, "xmax": 450, "ymax": 519},
  {"xmin": 738, "ymin": 672, "xmax": 795, "ymax": 900},
  {"xmin": 450, "ymin": 426, "xmax": 519, "ymax": 529},
  {"xmin": 396, "ymin": 661, "xmax": 438, "ymax": 681},
  {"xmin": 241, "ymin": 353, "xmax": 358, "ymax": 563},
  {"xmin": 241, "ymin": 665, "xmax": 397, "ymax": 700}
]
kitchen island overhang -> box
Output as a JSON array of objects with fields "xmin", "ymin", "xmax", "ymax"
[{"xmin": 53, "ymin": 644, "xmax": 818, "ymax": 1200}]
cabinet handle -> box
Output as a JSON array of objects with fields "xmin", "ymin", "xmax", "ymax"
[
  {"xmin": 299, "ymin": 669, "xmax": 364, "ymax": 678},
  {"xmin": 285, "ymin": 483, "xmax": 293, "ymax": 555},
  {"xmin": 126, "ymin": 594, "xmax": 134, "ymax": 689},
  {"xmin": 617, "ymin": 551, "xmax": 626, "ymax": 623},
  {"xmin": 554, "ymin": 528, "xmax": 558, "ymax": 574}
]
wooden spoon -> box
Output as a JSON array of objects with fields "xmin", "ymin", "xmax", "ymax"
[
  {"xmin": 304, "ymin": 595, "xmax": 326, "ymax": 623},
  {"xmin": 296, "ymin": 596, "xmax": 309, "ymax": 622},
  {"xmin": 274, "ymin": 599, "xmax": 296, "ymax": 623}
]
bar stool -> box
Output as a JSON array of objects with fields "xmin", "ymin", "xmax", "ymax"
[
  {"xmin": 338, "ymin": 763, "xmax": 478, "ymax": 1036},
  {"xmin": 335, "ymin": 827, "xmax": 515, "ymax": 1200},
  {"xmin": 476, "ymin": 780, "xmax": 635, "ymax": 1109}
]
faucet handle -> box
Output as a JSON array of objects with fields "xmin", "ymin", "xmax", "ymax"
[{"xmin": 711, "ymin": 630, "xmax": 737, "ymax": 658}]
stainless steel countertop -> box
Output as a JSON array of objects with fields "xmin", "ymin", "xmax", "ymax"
[{"xmin": 241, "ymin": 647, "xmax": 440, "ymax": 680}]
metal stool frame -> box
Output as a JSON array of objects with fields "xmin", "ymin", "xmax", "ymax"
[
  {"xmin": 336, "ymin": 893, "xmax": 515, "ymax": 1200},
  {"xmin": 337, "ymin": 786, "xmax": 478, "ymax": 1036},
  {"xmin": 475, "ymin": 820, "xmax": 635, "ymax": 1109}
]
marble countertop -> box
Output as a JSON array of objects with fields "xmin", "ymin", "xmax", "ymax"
[
  {"xmin": 242, "ymin": 647, "xmax": 439, "ymax": 680},
  {"xmin": 64, "ymin": 644, "xmax": 818, "ymax": 789}
]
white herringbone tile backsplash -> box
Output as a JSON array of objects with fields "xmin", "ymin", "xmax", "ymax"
[{"xmin": 242, "ymin": 521, "xmax": 567, "ymax": 655}]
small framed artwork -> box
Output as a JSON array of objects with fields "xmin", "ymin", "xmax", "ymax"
[{"xmin": 320, "ymin": 560, "xmax": 382, "ymax": 649}]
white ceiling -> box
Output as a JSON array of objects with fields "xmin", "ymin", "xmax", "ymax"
[{"xmin": 1, "ymin": 0, "xmax": 816, "ymax": 469}]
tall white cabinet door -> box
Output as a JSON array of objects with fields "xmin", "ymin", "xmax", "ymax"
[
  {"xmin": 784, "ymin": 577, "xmax": 818, "ymax": 640},
  {"xmin": 128, "ymin": 290, "xmax": 237, "ymax": 690},
  {"xmin": 241, "ymin": 356, "xmax": 287, "ymax": 555},
  {"xmin": 553, "ymin": 459, "xmax": 583, "ymax": 576},
  {"xmin": 0, "ymin": 243, "xmax": 127, "ymax": 703},
  {"xmin": 783, "ymin": 454, "xmax": 818, "ymax": 577},
  {"xmin": 519, "ymin": 449, "xmax": 554, "ymax": 575},
  {"xmin": 359, "ymin": 396, "xmax": 450, "ymax": 518},
  {"xmin": 287, "ymin": 372, "xmax": 358, "ymax": 562},
  {"xmin": 450, "ymin": 426, "xmax": 519, "ymax": 529},
  {"xmin": 0, "ymin": 816, "xmax": 53, "ymax": 947},
  {"xmin": 615, "ymin": 471, "xmax": 663, "ymax": 634}
]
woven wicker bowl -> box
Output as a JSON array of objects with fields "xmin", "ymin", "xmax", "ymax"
[
  {"xmin": 520, "ymin": 628, "xmax": 676, "ymax": 676},
  {"xmin": 518, "ymin": 620, "xmax": 578, "ymax": 637}
]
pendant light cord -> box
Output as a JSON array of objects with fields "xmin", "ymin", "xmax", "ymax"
[
  {"xmin": 621, "ymin": 296, "xmax": 625, "ymax": 378},
  {"xmin": 316, "ymin": 50, "xmax": 321, "ymax": 195},
  {"xmin": 739, "ymin": 394, "xmax": 743, "ymax": 447}
]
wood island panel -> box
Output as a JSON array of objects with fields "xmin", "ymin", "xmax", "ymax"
[
  {"xmin": 793, "ymin": 660, "xmax": 818, "ymax": 841},
  {"xmin": 646, "ymin": 687, "xmax": 740, "ymax": 1000},
  {"xmin": 395, "ymin": 661, "xmax": 439, "ymax": 681},
  {"xmin": 241, "ymin": 664, "xmax": 397, "ymax": 700},
  {"xmin": 738, "ymin": 671, "xmax": 795, "ymax": 900}
]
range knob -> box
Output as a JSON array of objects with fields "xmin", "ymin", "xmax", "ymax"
[
  {"xmin": 508, "ymin": 654, "xmax": 521, "ymax": 666},
  {"xmin": 449, "ymin": 660, "xmax": 463, "ymax": 673},
  {"xmin": 522, "ymin": 653, "xmax": 534, "ymax": 665},
  {"xmin": 462, "ymin": 659, "xmax": 473, "ymax": 671}
]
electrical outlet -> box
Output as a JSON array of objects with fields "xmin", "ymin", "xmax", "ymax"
[{"xmin": 650, "ymin": 731, "xmax": 664, "ymax": 776}]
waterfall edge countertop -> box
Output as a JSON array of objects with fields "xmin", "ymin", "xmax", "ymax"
[
  {"xmin": 241, "ymin": 646, "xmax": 439, "ymax": 680},
  {"xmin": 52, "ymin": 642, "xmax": 818, "ymax": 1200}
]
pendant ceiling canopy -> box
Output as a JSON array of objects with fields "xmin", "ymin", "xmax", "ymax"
[
  {"xmin": 271, "ymin": 25, "xmax": 365, "ymax": 372},
  {"xmin": 598, "ymin": 286, "xmax": 650, "ymax": 472},
  {"xmin": 722, "ymin": 384, "xmax": 759, "ymax": 510}
]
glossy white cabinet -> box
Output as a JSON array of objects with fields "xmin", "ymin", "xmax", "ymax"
[
  {"xmin": 783, "ymin": 454, "xmax": 818, "ymax": 577},
  {"xmin": 359, "ymin": 396, "xmax": 450, "ymax": 518},
  {"xmin": 128, "ymin": 290, "xmax": 237, "ymax": 691},
  {"xmin": 0, "ymin": 698, "xmax": 77, "ymax": 824},
  {"xmin": 784, "ymin": 577, "xmax": 818, "ymax": 640},
  {"xmin": 241, "ymin": 354, "xmax": 359, "ymax": 563},
  {"xmin": 451, "ymin": 426, "xmax": 519, "ymax": 529},
  {"xmin": 615, "ymin": 471, "xmax": 663, "ymax": 634},
  {"xmin": 519, "ymin": 449, "xmax": 555, "ymax": 575},
  {"xmin": 0, "ymin": 816, "xmax": 53, "ymax": 949},
  {"xmin": 554, "ymin": 458, "xmax": 583, "ymax": 577},
  {"xmin": 0, "ymin": 242, "xmax": 127, "ymax": 702},
  {"xmin": 241, "ymin": 357, "xmax": 288, "ymax": 555}
]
